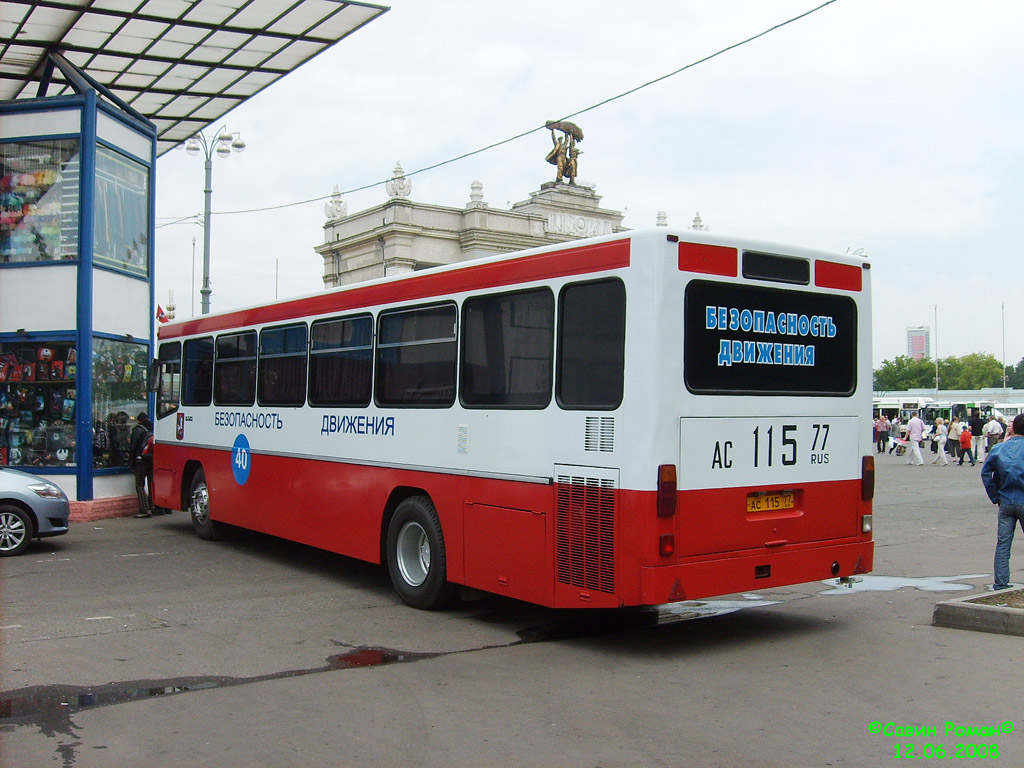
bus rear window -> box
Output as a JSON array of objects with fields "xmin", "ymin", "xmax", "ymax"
[{"xmin": 684, "ymin": 280, "xmax": 857, "ymax": 395}]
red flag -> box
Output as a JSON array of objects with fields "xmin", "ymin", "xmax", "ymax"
[{"xmin": 156, "ymin": 305, "xmax": 169, "ymax": 324}]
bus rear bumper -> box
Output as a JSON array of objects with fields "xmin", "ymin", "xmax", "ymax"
[{"xmin": 638, "ymin": 540, "xmax": 873, "ymax": 605}]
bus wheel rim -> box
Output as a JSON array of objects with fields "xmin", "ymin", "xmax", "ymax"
[
  {"xmin": 192, "ymin": 484, "xmax": 210, "ymax": 525},
  {"xmin": 396, "ymin": 521, "xmax": 430, "ymax": 587}
]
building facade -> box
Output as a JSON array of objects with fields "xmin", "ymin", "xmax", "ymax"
[
  {"xmin": 317, "ymin": 164, "xmax": 626, "ymax": 287},
  {"xmin": 907, "ymin": 326, "xmax": 930, "ymax": 361}
]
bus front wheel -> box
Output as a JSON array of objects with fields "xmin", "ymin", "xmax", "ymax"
[
  {"xmin": 189, "ymin": 469, "xmax": 225, "ymax": 541},
  {"xmin": 386, "ymin": 496, "xmax": 457, "ymax": 610}
]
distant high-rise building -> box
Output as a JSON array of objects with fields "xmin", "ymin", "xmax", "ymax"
[{"xmin": 907, "ymin": 326, "xmax": 930, "ymax": 361}]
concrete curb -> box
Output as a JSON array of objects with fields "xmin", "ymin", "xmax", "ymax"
[
  {"xmin": 70, "ymin": 495, "xmax": 141, "ymax": 522},
  {"xmin": 932, "ymin": 587, "xmax": 1024, "ymax": 637}
]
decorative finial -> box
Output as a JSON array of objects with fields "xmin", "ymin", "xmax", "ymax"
[
  {"xmin": 469, "ymin": 180, "xmax": 485, "ymax": 206},
  {"xmin": 324, "ymin": 185, "xmax": 348, "ymax": 220},
  {"xmin": 656, "ymin": 211, "xmax": 668, "ymax": 227},
  {"xmin": 386, "ymin": 161, "xmax": 411, "ymax": 200},
  {"xmin": 691, "ymin": 211, "xmax": 708, "ymax": 231}
]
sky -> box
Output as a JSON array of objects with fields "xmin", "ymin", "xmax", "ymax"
[{"xmin": 152, "ymin": 0, "xmax": 1024, "ymax": 370}]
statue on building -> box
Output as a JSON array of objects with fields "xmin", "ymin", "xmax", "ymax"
[
  {"xmin": 545, "ymin": 120, "xmax": 583, "ymax": 185},
  {"xmin": 386, "ymin": 161, "xmax": 412, "ymax": 200},
  {"xmin": 324, "ymin": 185, "xmax": 348, "ymax": 220}
]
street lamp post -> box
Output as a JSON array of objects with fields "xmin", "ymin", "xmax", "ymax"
[{"xmin": 185, "ymin": 126, "xmax": 246, "ymax": 315}]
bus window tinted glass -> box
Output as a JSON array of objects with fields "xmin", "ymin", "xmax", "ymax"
[
  {"xmin": 259, "ymin": 324, "xmax": 307, "ymax": 406},
  {"xmin": 461, "ymin": 288, "xmax": 554, "ymax": 408},
  {"xmin": 215, "ymin": 331, "xmax": 257, "ymax": 406},
  {"xmin": 156, "ymin": 341, "xmax": 181, "ymax": 418},
  {"xmin": 182, "ymin": 337, "xmax": 213, "ymax": 406},
  {"xmin": 309, "ymin": 315, "xmax": 373, "ymax": 406},
  {"xmin": 376, "ymin": 305, "xmax": 456, "ymax": 406},
  {"xmin": 557, "ymin": 279, "xmax": 626, "ymax": 409}
]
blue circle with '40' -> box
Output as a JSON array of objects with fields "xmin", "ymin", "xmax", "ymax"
[{"xmin": 231, "ymin": 434, "xmax": 251, "ymax": 485}]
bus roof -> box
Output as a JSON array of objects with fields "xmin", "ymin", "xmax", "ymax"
[{"xmin": 158, "ymin": 228, "xmax": 869, "ymax": 340}]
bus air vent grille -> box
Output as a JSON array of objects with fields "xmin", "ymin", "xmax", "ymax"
[
  {"xmin": 555, "ymin": 475, "xmax": 616, "ymax": 594},
  {"xmin": 584, "ymin": 417, "xmax": 615, "ymax": 452}
]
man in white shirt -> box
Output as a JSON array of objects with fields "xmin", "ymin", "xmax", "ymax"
[
  {"xmin": 983, "ymin": 416, "xmax": 1005, "ymax": 459},
  {"xmin": 905, "ymin": 412, "xmax": 925, "ymax": 466}
]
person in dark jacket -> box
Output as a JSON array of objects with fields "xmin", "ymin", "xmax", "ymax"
[
  {"xmin": 969, "ymin": 411, "xmax": 986, "ymax": 462},
  {"xmin": 981, "ymin": 414, "xmax": 1024, "ymax": 590},
  {"xmin": 129, "ymin": 412, "xmax": 154, "ymax": 518}
]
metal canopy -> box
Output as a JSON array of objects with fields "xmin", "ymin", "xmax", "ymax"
[{"xmin": 1, "ymin": 0, "xmax": 388, "ymax": 155}]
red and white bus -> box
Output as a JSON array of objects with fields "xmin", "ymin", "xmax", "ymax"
[{"xmin": 150, "ymin": 228, "xmax": 874, "ymax": 610}]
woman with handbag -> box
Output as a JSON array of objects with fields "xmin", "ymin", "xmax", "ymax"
[{"xmin": 931, "ymin": 418, "xmax": 949, "ymax": 466}]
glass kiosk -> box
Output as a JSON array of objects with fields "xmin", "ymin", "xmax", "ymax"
[{"xmin": 1, "ymin": 74, "xmax": 156, "ymax": 502}]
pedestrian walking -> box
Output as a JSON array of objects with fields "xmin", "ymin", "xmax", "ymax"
[
  {"xmin": 930, "ymin": 418, "xmax": 949, "ymax": 466},
  {"xmin": 877, "ymin": 415, "xmax": 891, "ymax": 454},
  {"xmin": 981, "ymin": 414, "xmax": 1024, "ymax": 590},
  {"xmin": 905, "ymin": 411, "xmax": 925, "ymax": 466},
  {"xmin": 984, "ymin": 415, "xmax": 1005, "ymax": 458},
  {"xmin": 958, "ymin": 425, "xmax": 976, "ymax": 466},
  {"xmin": 969, "ymin": 410, "xmax": 985, "ymax": 461},
  {"xmin": 947, "ymin": 416, "xmax": 963, "ymax": 461}
]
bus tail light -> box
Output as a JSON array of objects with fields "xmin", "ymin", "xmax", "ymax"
[
  {"xmin": 862, "ymin": 514, "xmax": 873, "ymax": 534},
  {"xmin": 861, "ymin": 455, "xmax": 875, "ymax": 501},
  {"xmin": 657, "ymin": 464, "xmax": 677, "ymax": 517},
  {"xmin": 659, "ymin": 534, "xmax": 675, "ymax": 557}
]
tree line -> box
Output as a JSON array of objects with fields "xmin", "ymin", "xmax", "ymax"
[{"xmin": 874, "ymin": 353, "xmax": 1024, "ymax": 391}]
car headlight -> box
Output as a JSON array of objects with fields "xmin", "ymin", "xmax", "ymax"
[{"xmin": 27, "ymin": 482, "xmax": 67, "ymax": 501}]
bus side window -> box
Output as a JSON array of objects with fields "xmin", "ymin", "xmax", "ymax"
[
  {"xmin": 556, "ymin": 278, "xmax": 626, "ymax": 410},
  {"xmin": 376, "ymin": 304, "xmax": 457, "ymax": 407},
  {"xmin": 156, "ymin": 342, "xmax": 182, "ymax": 419},
  {"xmin": 258, "ymin": 323, "xmax": 308, "ymax": 407},
  {"xmin": 461, "ymin": 288, "xmax": 554, "ymax": 408},
  {"xmin": 182, "ymin": 337, "xmax": 214, "ymax": 407},
  {"xmin": 215, "ymin": 331, "xmax": 257, "ymax": 406},
  {"xmin": 309, "ymin": 315, "xmax": 373, "ymax": 407}
]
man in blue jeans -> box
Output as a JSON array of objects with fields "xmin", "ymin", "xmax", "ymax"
[{"xmin": 981, "ymin": 413, "xmax": 1024, "ymax": 590}]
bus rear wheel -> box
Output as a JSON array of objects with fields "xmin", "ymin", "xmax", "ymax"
[
  {"xmin": 386, "ymin": 496, "xmax": 457, "ymax": 610},
  {"xmin": 189, "ymin": 469, "xmax": 225, "ymax": 541}
]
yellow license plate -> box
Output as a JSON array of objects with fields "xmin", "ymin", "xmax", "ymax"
[{"xmin": 746, "ymin": 492, "xmax": 795, "ymax": 513}]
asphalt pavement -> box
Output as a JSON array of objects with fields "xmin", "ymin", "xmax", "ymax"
[{"xmin": 1, "ymin": 446, "xmax": 1021, "ymax": 768}]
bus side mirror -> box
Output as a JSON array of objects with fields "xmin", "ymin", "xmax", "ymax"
[{"xmin": 148, "ymin": 360, "xmax": 161, "ymax": 393}]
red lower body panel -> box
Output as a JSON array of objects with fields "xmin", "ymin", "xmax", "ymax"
[{"xmin": 153, "ymin": 444, "xmax": 873, "ymax": 609}]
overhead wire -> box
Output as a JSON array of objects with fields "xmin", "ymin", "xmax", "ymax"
[{"xmin": 166, "ymin": 0, "xmax": 840, "ymax": 221}]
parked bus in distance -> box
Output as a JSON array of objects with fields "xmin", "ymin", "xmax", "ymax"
[
  {"xmin": 150, "ymin": 229, "xmax": 874, "ymax": 610},
  {"xmin": 994, "ymin": 403, "xmax": 1024, "ymax": 419}
]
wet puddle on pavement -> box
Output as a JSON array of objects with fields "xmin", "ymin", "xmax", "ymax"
[{"xmin": 0, "ymin": 645, "xmax": 435, "ymax": 745}]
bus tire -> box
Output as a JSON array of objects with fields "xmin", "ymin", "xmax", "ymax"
[
  {"xmin": 189, "ymin": 469, "xmax": 225, "ymax": 541},
  {"xmin": 386, "ymin": 496, "xmax": 457, "ymax": 610}
]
